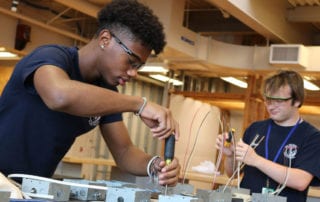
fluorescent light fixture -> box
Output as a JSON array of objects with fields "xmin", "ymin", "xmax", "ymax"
[
  {"xmin": 0, "ymin": 47, "xmax": 19, "ymax": 59},
  {"xmin": 149, "ymin": 74, "xmax": 183, "ymax": 86},
  {"xmin": 303, "ymin": 79, "xmax": 320, "ymax": 91},
  {"xmin": 221, "ymin": 76, "xmax": 319, "ymax": 91},
  {"xmin": 221, "ymin": 77, "xmax": 248, "ymax": 88},
  {"xmin": 0, "ymin": 52, "xmax": 18, "ymax": 58},
  {"xmin": 138, "ymin": 63, "xmax": 169, "ymax": 73}
]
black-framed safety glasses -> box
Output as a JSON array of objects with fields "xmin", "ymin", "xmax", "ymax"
[
  {"xmin": 110, "ymin": 32, "xmax": 145, "ymax": 70},
  {"xmin": 263, "ymin": 94, "xmax": 292, "ymax": 105}
]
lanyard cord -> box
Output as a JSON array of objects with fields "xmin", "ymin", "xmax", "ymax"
[{"xmin": 265, "ymin": 118, "xmax": 300, "ymax": 162}]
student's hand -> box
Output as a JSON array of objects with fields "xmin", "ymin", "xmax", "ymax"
[
  {"xmin": 216, "ymin": 132, "xmax": 234, "ymax": 157},
  {"xmin": 157, "ymin": 157, "xmax": 180, "ymax": 186},
  {"xmin": 139, "ymin": 101, "xmax": 179, "ymax": 140},
  {"xmin": 235, "ymin": 139, "xmax": 258, "ymax": 165}
]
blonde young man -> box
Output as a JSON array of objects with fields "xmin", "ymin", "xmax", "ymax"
[{"xmin": 216, "ymin": 70, "xmax": 320, "ymax": 202}]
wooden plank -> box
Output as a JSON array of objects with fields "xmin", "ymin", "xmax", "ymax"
[
  {"xmin": 181, "ymin": 171, "xmax": 237, "ymax": 186},
  {"xmin": 62, "ymin": 156, "xmax": 116, "ymax": 166}
]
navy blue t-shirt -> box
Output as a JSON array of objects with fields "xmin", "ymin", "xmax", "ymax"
[
  {"xmin": 0, "ymin": 45, "xmax": 122, "ymax": 177},
  {"xmin": 241, "ymin": 119, "xmax": 320, "ymax": 202}
]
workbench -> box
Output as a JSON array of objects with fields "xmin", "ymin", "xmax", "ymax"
[{"xmin": 61, "ymin": 156, "xmax": 320, "ymax": 199}]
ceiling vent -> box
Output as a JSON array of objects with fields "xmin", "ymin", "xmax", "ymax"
[{"xmin": 269, "ymin": 44, "xmax": 308, "ymax": 69}]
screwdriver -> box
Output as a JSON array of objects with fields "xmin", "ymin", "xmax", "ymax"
[
  {"xmin": 164, "ymin": 134, "xmax": 175, "ymax": 195},
  {"xmin": 224, "ymin": 128, "xmax": 235, "ymax": 148}
]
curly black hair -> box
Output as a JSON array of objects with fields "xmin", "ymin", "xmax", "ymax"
[{"xmin": 97, "ymin": 0, "xmax": 166, "ymax": 55}]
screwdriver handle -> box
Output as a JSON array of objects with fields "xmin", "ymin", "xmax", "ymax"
[
  {"xmin": 224, "ymin": 128, "xmax": 235, "ymax": 147},
  {"xmin": 164, "ymin": 134, "xmax": 175, "ymax": 165}
]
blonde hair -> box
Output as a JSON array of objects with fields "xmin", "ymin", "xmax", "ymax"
[{"xmin": 263, "ymin": 70, "xmax": 304, "ymax": 107}]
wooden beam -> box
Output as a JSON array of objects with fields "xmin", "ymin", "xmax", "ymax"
[
  {"xmin": 172, "ymin": 91, "xmax": 246, "ymax": 101},
  {"xmin": 0, "ymin": 7, "xmax": 90, "ymax": 44},
  {"xmin": 53, "ymin": 0, "xmax": 105, "ymax": 18},
  {"xmin": 172, "ymin": 88, "xmax": 320, "ymax": 116},
  {"xmin": 287, "ymin": 6, "xmax": 320, "ymax": 22}
]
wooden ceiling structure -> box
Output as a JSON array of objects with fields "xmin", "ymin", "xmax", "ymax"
[{"xmin": 1, "ymin": 0, "xmax": 320, "ymax": 124}]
